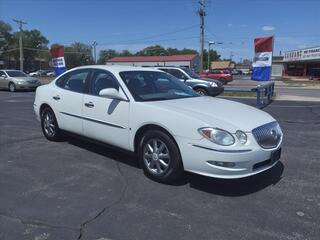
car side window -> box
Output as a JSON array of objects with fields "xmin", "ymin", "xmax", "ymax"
[
  {"xmin": 90, "ymin": 70, "xmax": 119, "ymax": 96},
  {"xmin": 60, "ymin": 70, "xmax": 89, "ymax": 93},
  {"xmin": 167, "ymin": 69, "xmax": 187, "ymax": 79}
]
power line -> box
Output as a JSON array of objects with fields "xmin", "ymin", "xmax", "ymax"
[{"xmin": 97, "ymin": 24, "xmax": 198, "ymax": 46}]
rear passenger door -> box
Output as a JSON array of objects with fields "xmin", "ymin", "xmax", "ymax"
[{"xmin": 52, "ymin": 69, "xmax": 90, "ymax": 134}]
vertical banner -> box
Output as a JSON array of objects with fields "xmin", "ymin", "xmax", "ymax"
[
  {"xmin": 252, "ymin": 36, "xmax": 273, "ymax": 81},
  {"xmin": 50, "ymin": 46, "xmax": 66, "ymax": 76}
]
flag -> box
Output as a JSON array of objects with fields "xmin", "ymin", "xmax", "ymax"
[
  {"xmin": 252, "ymin": 36, "xmax": 273, "ymax": 81},
  {"xmin": 50, "ymin": 46, "xmax": 66, "ymax": 76}
]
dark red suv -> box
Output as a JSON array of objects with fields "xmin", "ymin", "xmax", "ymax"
[{"xmin": 199, "ymin": 69, "xmax": 233, "ymax": 84}]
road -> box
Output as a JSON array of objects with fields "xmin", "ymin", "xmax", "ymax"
[{"xmin": 0, "ymin": 90, "xmax": 319, "ymax": 240}]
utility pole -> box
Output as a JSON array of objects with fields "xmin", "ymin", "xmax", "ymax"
[
  {"xmin": 230, "ymin": 51, "xmax": 234, "ymax": 61},
  {"xmin": 207, "ymin": 41, "xmax": 214, "ymax": 71},
  {"xmin": 198, "ymin": 0, "xmax": 205, "ymax": 72},
  {"xmin": 13, "ymin": 19, "xmax": 27, "ymax": 71},
  {"xmin": 92, "ymin": 41, "xmax": 98, "ymax": 64}
]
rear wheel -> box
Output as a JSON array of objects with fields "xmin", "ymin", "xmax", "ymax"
[
  {"xmin": 41, "ymin": 107, "xmax": 62, "ymax": 141},
  {"xmin": 9, "ymin": 82, "xmax": 16, "ymax": 92},
  {"xmin": 195, "ymin": 88, "xmax": 208, "ymax": 96},
  {"xmin": 138, "ymin": 130, "xmax": 184, "ymax": 183}
]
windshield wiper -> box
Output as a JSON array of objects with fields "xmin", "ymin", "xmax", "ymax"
[{"xmin": 144, "ymin": 97, "xmax": 169, "ymax": 101}]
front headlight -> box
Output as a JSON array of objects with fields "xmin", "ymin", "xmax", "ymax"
[
  {"xmin": 198, "ymin": 128, "xmax": 235, "ymax": 146},
  {"xmin": 210, "ymin": 82, "xmax": 218, "ymax": 87}
]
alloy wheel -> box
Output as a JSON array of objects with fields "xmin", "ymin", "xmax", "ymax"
[
  {"xmin": 143, "ymin": 138, "xmax": 171, "ymax": 175},
  {"xmin": 43, "ymin": 111, "xmax": 56, "ymax": 137}
]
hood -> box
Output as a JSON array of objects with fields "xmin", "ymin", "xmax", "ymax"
[
  {"xmin": 147, "ymin": 97, "xmax": 275, "ymax": 133},
  {"xmin": 191, "ymin": 77, "xmax": 222, "ymax": 85}
]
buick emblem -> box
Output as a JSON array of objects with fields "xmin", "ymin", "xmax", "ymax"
[{"xmin": 270, "ymin": 129, "xmax": 278, "ymax": 140}]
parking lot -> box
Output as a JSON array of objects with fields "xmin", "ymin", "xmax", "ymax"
[{"xmin": 0, "ymin": 90, "xmax": 319, "ymax": 240}]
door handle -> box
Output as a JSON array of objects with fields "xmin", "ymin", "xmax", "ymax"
[
  {"xmin": 52, "ymin": 95, "xmax": 60, "ymax": 100},
  {"xmin": 84, "ymin": 102, "xmax": 94, "ymax": 108}
]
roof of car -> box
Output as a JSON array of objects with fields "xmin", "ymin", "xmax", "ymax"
[{"xmin": 70, "ymin": 65, "xmax": 163, "ymax": 73}]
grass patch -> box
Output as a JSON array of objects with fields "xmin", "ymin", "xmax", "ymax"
[
  {"xmin": 221, "ymin": 91, "xmax": 257, "ymax": 98},
  {"xmin": 282, "ymin": 79, "xmax": 320, "ymax": 86}
]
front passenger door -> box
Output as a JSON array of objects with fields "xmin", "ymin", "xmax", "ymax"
[{"xmin": 82, "ymin": 69, "xmax": 130, "ymax": 150}]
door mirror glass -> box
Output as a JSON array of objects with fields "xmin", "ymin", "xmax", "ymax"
[{"xmin": 99, "ymin": 88, "xmax": 127, "ymax": 101}]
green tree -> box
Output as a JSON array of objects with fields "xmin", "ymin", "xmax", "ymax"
[
  {"xmin": 135, "ymin": 45, "xmax": 167, "ymax": 56},
  {"xmin": 97, "ymin": 49, "xmax": 120, "ymax": 64},
  {"xmin": 0, "ymin": 20, "xmax": 14, "ymax": 68},
  {"xmin": 64, "ymin": 42, "xmax": 94, "ymax": 69},
  {"xmin": 10, "ymin": 29, "xmax": 49, "ymax": 70},
  {"xmin": 202, "ymin": 49, "xmax": 221, "ymax": 69}
]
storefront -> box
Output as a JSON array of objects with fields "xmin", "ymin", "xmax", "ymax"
[{"xmin": 283, "ymin": 46, "xmax": 320, "ymax": 78}]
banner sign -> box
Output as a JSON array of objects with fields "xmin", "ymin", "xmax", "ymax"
[
  {"xmin": 252, "ymin": 36, "xmax": 273, "ymax": 81},
  {"xmin": 50, "ymin": 46, "xmax": 66, "ymax": 76},
  {"xmin": 284, "ymin": 46, "xmax": 320, "ymax": 62}
]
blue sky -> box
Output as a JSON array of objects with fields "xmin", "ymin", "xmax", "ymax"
[{"xmin": 1, "ymin": 0, "xmax": 319, "ymax": 61}]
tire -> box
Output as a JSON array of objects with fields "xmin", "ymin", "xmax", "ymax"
[
  {"xmin": 9, "ymin": 82, "xmax": 16, "ymax": 92},
  {"xmin": 195, "ymin": 88, "xmax": 208, "ymax": 96},
  {"xmin": 138, "ymin": 130, "xmax": 184, "ymax": 183},
  {"xmin": 40, "ymin": 107, "xmax": 62, "ymax": 141},
  {"xmin": 218, "ymin": 78, "xmax": 226, "ymax": 85}
]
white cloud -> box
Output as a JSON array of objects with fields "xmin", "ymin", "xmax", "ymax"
[
  {"xmin": 262, "ymin": 26, "xmax": 275, "ymax": 31},
  {"xmin": 227, "ymin": 23, "xmax": 233, "ymax": 27}
]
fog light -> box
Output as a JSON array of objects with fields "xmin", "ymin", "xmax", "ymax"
[
  {"xmin": 235, "ymin": 130, "xmax": 247, "ymax": 144},
  {"xmin": 207, "ymin": 161, "xmax": 235, "ymax": 168}
]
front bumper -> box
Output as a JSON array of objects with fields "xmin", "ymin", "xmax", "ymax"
[
  {"xmin": 176, "ymin": 134, "xmax": 282, "ymax": 179},
  {"xmin": 16, "ymin": 82, "xmax": 41, "ymax": 90},
  {"xmin": 208, "ymin": 86, "xmax": 224, "ymax": 97}
]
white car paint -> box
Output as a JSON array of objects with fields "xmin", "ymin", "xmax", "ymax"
[{"xmin": 34, "ymin": 65, "xmax": 282, "ymax": 179}]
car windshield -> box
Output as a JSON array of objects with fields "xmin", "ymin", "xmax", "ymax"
[
  {"xmin": 182, "ymin": 68, "xmax": 199, "ymax": 78},
  {"xmin": 119, "ymin": 71, "xmax": 199, "ymax": 102},
  {"xmin": 6, "ymin": 70, "xmax": 28, "ymax": 77}
]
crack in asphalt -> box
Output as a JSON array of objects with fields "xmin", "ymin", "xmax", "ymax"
[
  {"xmin": 0, "ymin": 212, "xmax": 79, "ymax": 232},
  {"xmin": 77, "ymin": 161, "xmax": 128, "ymax": 240}
]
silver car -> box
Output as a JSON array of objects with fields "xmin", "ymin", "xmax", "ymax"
[{"xmin": 0, "ymin": 69, "xmax": 41, "ymax": 92}]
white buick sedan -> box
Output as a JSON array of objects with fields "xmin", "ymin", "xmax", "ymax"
[{"xmin": 34, "ymin": 65, "xmax": 283, "ymax": 183}]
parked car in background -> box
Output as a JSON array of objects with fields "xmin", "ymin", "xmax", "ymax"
[
  {"xmin": 156, "ymin": 66, "xmax": 224, "ymax": 96},
  {"xmin": 0, "ymin": 69, "xmax": 41, "ymax": 92},
  {"xmin": 199, "ymin": 69, "xmax": 233, "ymax": 84},
  {"xmin": 231, "ymin": 69, "xmax": 242, "ymax": 75},
  {"xmin": 29, "ymin": 70, "xmax": 51, "ymax": 77},
  {"xmin": 46, "ymin": 71, "xmax": 56, "ymax": 77},
  {"xmin": 34, "ymin": 65, "xmax": 283, "ymax": 183}
]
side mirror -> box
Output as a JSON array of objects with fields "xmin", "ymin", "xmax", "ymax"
[
  {"xmin": 0, "ymin": 75, "xmax": 7, "ymax": 78},
  {"xmin": 99, "ymin": 88, "xmax": 127, "ymax": 101}
]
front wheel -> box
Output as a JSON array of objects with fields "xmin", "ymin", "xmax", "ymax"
[
  {"xmin": 41, "ymin": 107, "xmax": 62, "ymax": 141},
  {"xmin": 195, "ymin": 88, "xmax": 208, "ymax": 96},
  {"xmin": 9, "ymin": 82, "xmax": 16, "ymax": 92},
  {"xmin": 138, "ymin": 130, "xmax": 184, "ymax": 183}
]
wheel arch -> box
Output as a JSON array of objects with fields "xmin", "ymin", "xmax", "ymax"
[
  {"xmin": 133, "ymin": 124, "xmax": 179, "ymax": 154},
  {"xmin": 39, "ymin": 103, "xmax": 54, "ymax": 117}
]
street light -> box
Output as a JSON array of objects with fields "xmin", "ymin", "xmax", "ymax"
[{"xmin": 207, "ymin": 41, "xmax": 223, "ymax": 71}]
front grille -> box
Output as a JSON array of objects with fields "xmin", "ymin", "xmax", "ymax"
[{"xmin": 252, "ymin": 121, "xmax": 282, "ymax": 149}]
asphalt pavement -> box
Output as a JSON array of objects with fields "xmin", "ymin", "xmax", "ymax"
[{"xmin": 0, "ymin": 90, "xmax": 319, "ymax": 240}]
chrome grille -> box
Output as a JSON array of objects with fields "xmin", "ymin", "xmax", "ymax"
[{"xmin": 252, "ymin": 121, "xmax": 282, "ymax": 149}]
